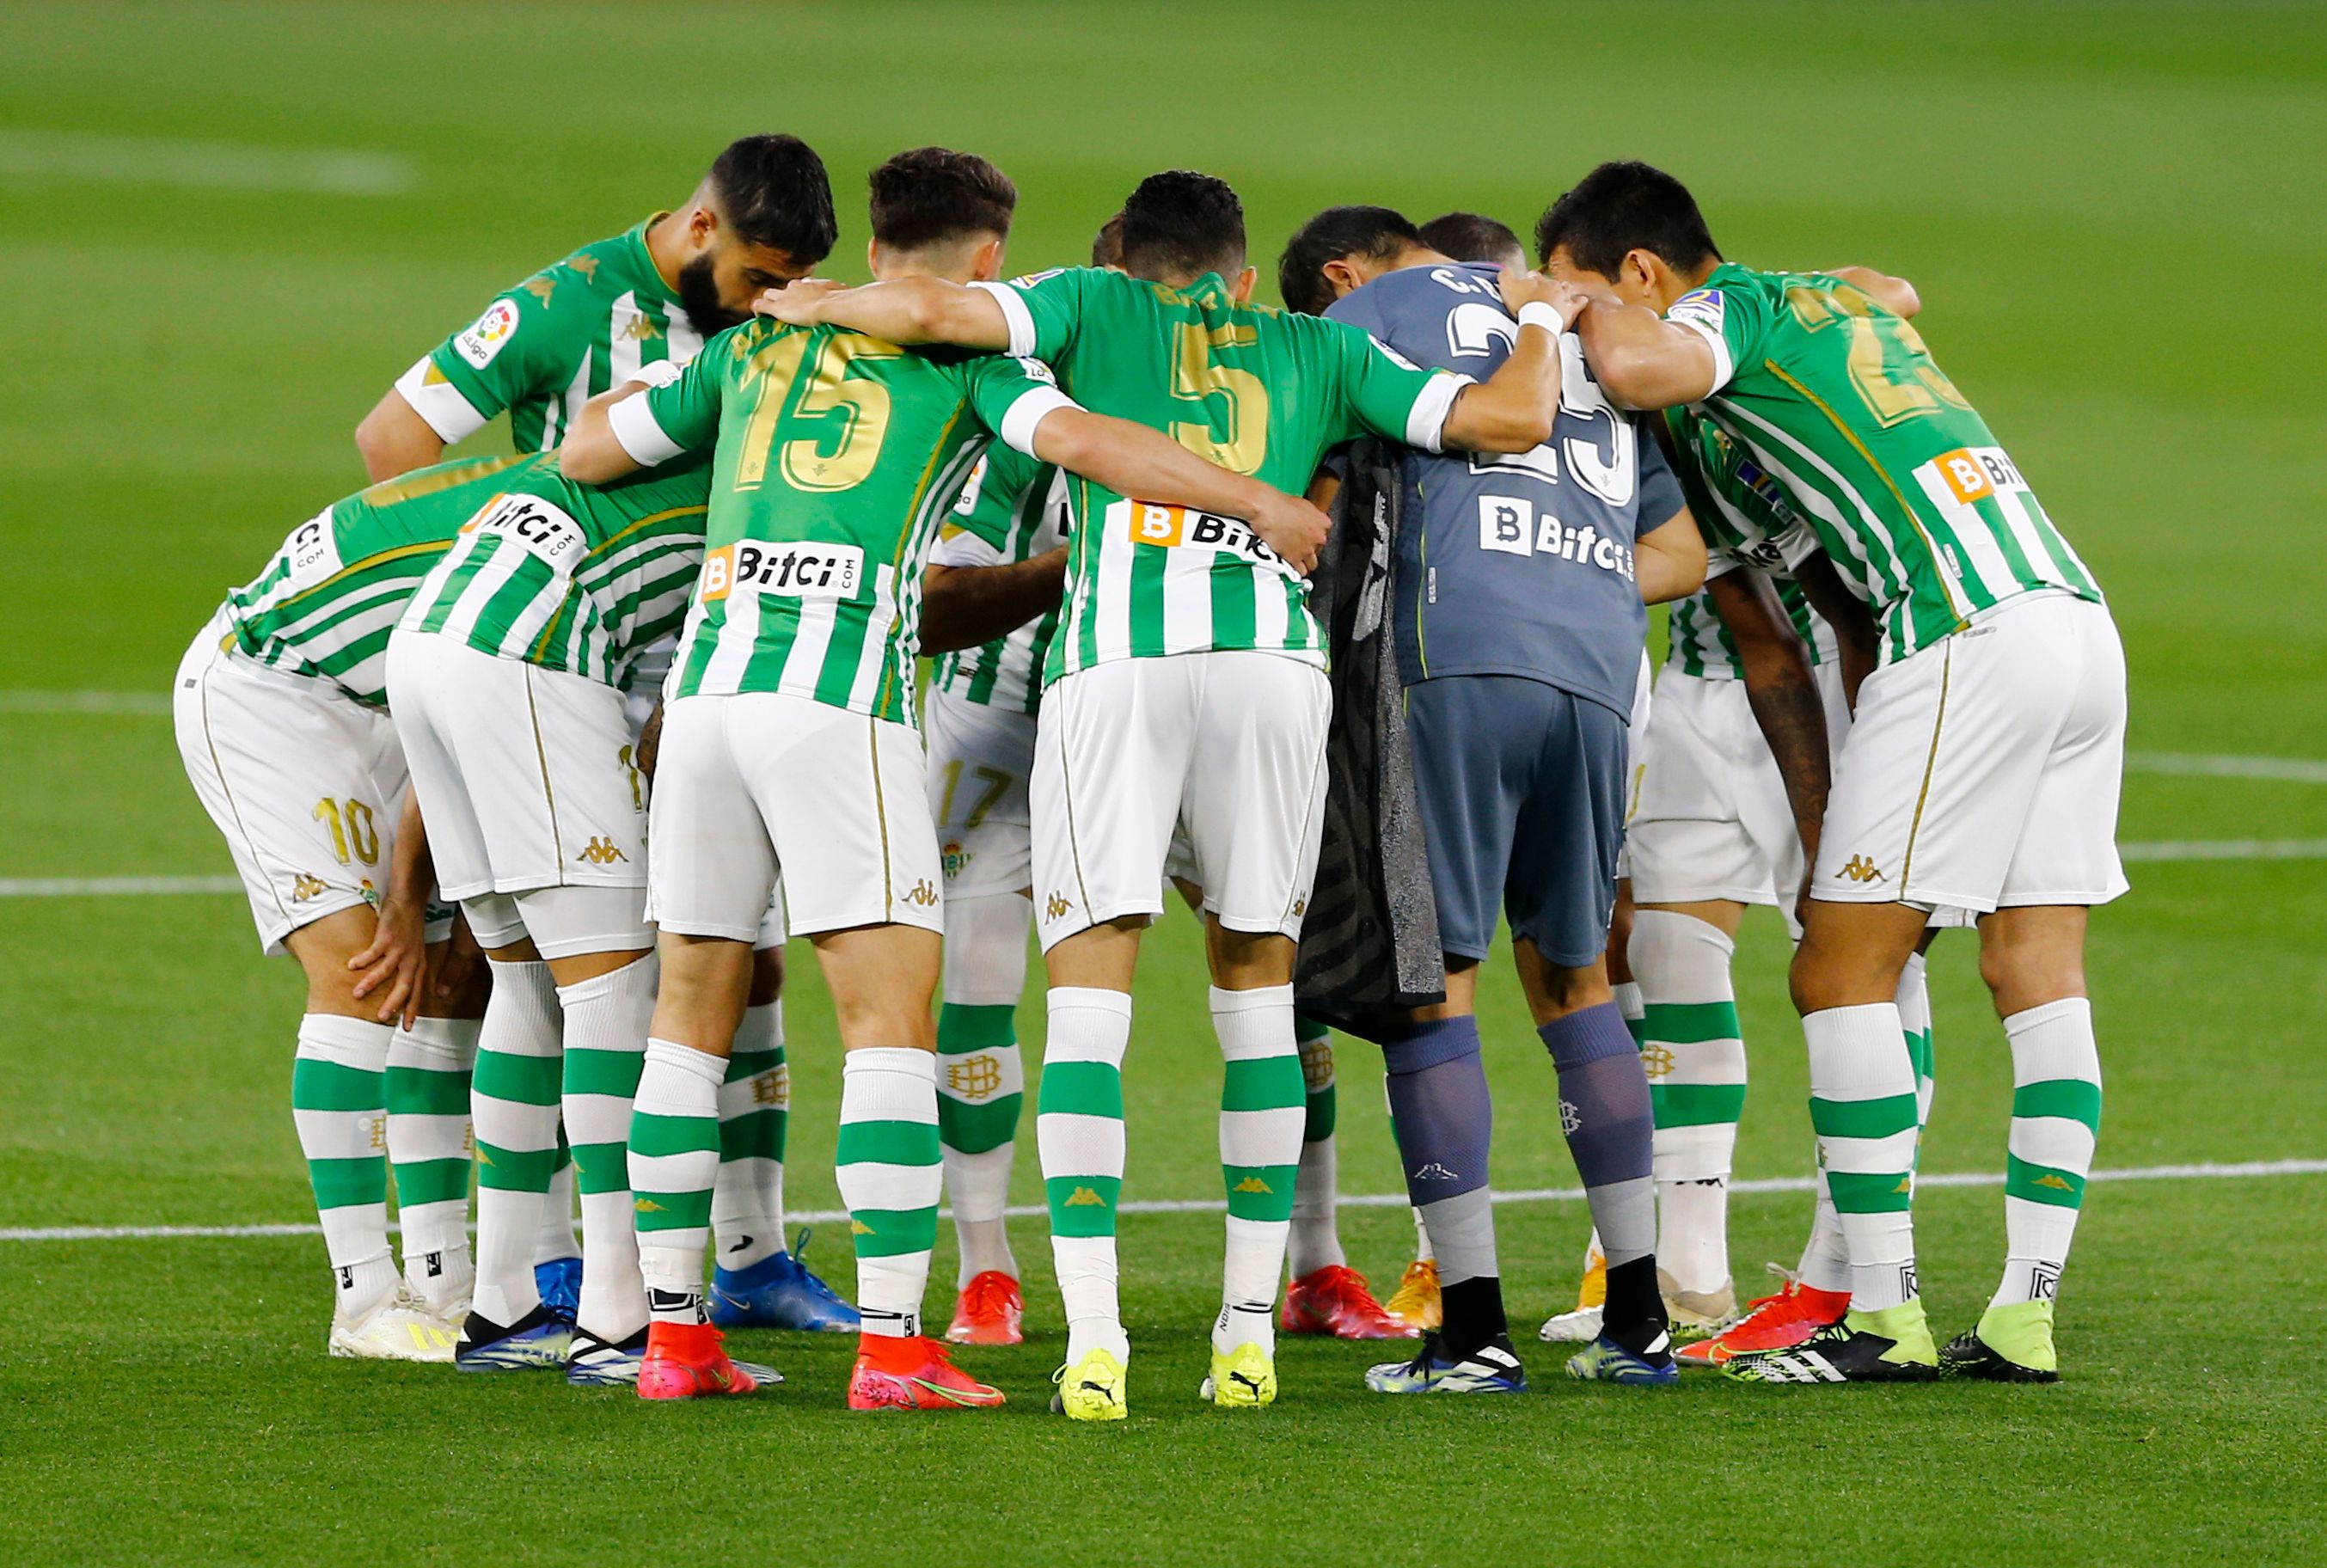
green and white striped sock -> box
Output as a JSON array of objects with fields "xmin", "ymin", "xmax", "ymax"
[
  {"xmin": 559, "ymin": 958, "xmax": 655, "ymax": 1341},
  {"xmin": 1039, "ymin": 987, "xmax": 1130, "ymax": 1363},
  {"xmin": 938, "ymin": 996, "xmax": 1023, "ymax": 1285},
  {"xmin": 713, "ymin": 1000, "xmax": 788, "ymax": 1273},
  {"xmin": 1994, "ymin": 998, "xmax": 2102, "ymax": 1308},
  {"xmin": 837, "ymin": 1047, "xmax": 943, "ymax": 1338},
  {"xmin": 386, "ymin": 1016, "xmax": 475, "ymax": 1311},
  {"xmin": 1805, "ymin": 1001, "xmax": 1921, "ymax": 1313},
  {"xmin": 293, "ymin": 1014, "xmax": 396, "ymax": 1316},
  {"xmin": 1214, "ymin": 985, "xmax": 1303, "ymax": 1357},
  {"xmin": 1288, "ymin": 1014, "xmax": 1343, "ymax": 1277},
  {"xmin": 629, "ymin": 1038, "xmax": 725, "ymax": 1322},
  {"xmin": 1898, "ymin": 952, "xmax": 1938, "ymax": 1138},
  {"xmin": 1632, "ymin": 910, "xmax": 1748, "ymax": 1296},
  {"xmin": 470, "ymin": 959, "xmax": 562, "ymax": 1326}
]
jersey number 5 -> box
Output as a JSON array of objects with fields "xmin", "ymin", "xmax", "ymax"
[
  {"xmin": 1168, "ymin": 322, "xmax": 1268, "ymax": 475},
  {"xmin": 735, "ymin": 334, "xmax": 897, "ymax": 493}
]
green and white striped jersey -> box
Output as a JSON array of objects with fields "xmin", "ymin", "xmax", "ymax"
[
  {"xmin": 979, "ymin": 267, "xmax": 1463, "ymax": 683},
  {"xmin": 1662, "ymin": 407, "xmax": 1834, "ymax": 681},
  {"xmin": 225, "ymin": 454, "xmax": 710, "ymax": 707},
  {"xmin": 928, "ymin": 444, "xmax": 1068, "ymax": 716},
  {"xmin": 611, "ymin": 318, "xmax": 1066, "ymax": 723},
  {"xmin": 1668, "ymin": 263, "xmax": 2100, "ymax": 663},
  {"xmin": 398, "ymin": 456, "xmax": 711, "ymax": 689},
  {"xmin": 395, "ymin": 216, "xmax": 701, "ymax": 454},
  {"xmin": 224, "ymin": 455, "xmax": 530, "ymax": 706}
]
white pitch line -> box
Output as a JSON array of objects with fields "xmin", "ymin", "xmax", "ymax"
[
  {"xmin": 0, "ymin": 876, "xmax": 243, "ymax": 897},
  {"xmin": 0, "ymin": 130, "xmax": 416, "ymax": 198},
  {"xmin": 4, "ymin": 1157, "xmax": 2319, "ymax": 1243},
  {"xmin": 0, "ymin": 690, "xmax": 172, "ymax": 715},
  {"xmin": 2126, "ymin": 750, "xmax": 2327, "ymax": 785},
  {"xmin": 2121, "ymin": 839, "xmax": 2327, "ymax": 862}
]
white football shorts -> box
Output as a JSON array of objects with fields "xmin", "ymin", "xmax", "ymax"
[
  {"xmin": 649, "ymin": 691, "xmax": 944, "ymax": 941},
  {"xmin": 175, "ymin": 611, "xmax": 448, "ymax": 956},
  {"xmin": 1032, "ymin": 650, "xmax": 1329, "ymax": 950},
  {"xmin": 1814, "ymin": 592, "xmax": 2128, "ymax": 915}
]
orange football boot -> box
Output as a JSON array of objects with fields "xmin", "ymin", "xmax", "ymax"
[
  {"xmin": 847, "ymin": 1333, "xmax": 1007, "ymax": 1411},
  {"xmin": 1283, "ymin": 1264, "xmax": 1418, "ymax": 1339},
  {"xmin": 1675, "ymin": 1272, "xmax": 1850, "ymax": 1368},
  {"xmin": 635, "ymin": 1321, "xmax": 762, "ymax": 1400},
  {"xmin": 1382, "ymin": 1258, "xmax": 1443, "ymax": 1332},
  {"xmin": 946, "ymin": 1271, "xmax": 1026, "ymax": 1346}
]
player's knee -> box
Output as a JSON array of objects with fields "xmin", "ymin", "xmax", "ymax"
[{"xmin": 1977, "ymin": 922, "xmax": 2086, "ymax": 1016}]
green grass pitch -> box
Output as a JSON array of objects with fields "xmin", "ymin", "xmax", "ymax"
[{"xmin": 3, "ymin": 3, "xmax": 2324, "ymax": 1562}]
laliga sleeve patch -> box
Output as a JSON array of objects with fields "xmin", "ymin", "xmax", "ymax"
[{"xmin": 455, "ymin": 298, "xmax": 522, "ymax": 371}]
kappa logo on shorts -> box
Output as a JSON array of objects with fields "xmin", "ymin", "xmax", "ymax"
[
  {"xmin": 903, "ymin": 878, "xmax": 940, "ymax": 908},
  {"xmin": 291, "ymin": 873, "xmax": 328, "ymax": 903},
  {"xmin": 575, "ymin": 836, "xmax": 629, "ymax": 866},
  {"xmin": 1044, "ymin": 891, "xmax": 1073, "ymax": 922},
  {"xmin": 946, "ymin": 1054, "xmax": 1003, "ymax": 1100},
  {"xmin": 1840, "ymin": 854, "xmax": 1886, "ymax": 884}
]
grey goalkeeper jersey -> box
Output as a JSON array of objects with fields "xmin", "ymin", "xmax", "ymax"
[{"xmin": 1326, "ymin": 261, "xmax": 1686, "ymax": 718}]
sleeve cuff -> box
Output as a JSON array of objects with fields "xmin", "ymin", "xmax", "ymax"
[
  {"xmin": 1773, "ymin": 518, "xmax": 1824, "ymax": 572},
  {"xmin": 392, "ymin": 356, "xmax": 490, "ymax": 444},
  {"xmin": 1669, "ymin": 315, "xmax": 1735, "ymax": 392},
  {"xmin": 622, "ymin": 358, "xmax": 686, "ymax": 391},
  {"xmin": 998, "ymin": 385, "xmax": 1079, "ymax": 457},
  {"xmin": 971, "ymin": 280, "xmax": 1038, "ymax": 358},
  {"xmin": 608, "ymin": 394, "xmax": 684, "ymax": 467},
  {"xmin": 931, "ymin": 527, "xmax": 1006, "ymax": 569},
  {"xmin": 1405, "ymin": 372, "xmax": 1472, "ymax": 454},
  {"xmin": 1703, "ymin": 548, "xmax": 1743, "ymax": 582}
]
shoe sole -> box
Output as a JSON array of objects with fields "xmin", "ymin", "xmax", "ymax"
[
  {"xmin": 454, "ymin": 1338, "xmax": 572, "ymax": 1373},
  {"xmin": 1940, "ymin": 1352, "xmax": 2058, "ymax": 1383},
  {"xmin": 1725, "ymin": 1356, "xmax": 1941, "ymax": 1384}
]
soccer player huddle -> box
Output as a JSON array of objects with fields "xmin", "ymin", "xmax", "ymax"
[{"xmin": 175, "ymin": 132, "xmax": 2124, "ymax": 1416}]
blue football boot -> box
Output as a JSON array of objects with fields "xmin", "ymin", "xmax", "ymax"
[
  {"xmin": 707, "ymin": 1228, "xmax": 859, "ymax": 1332},
  {"xmin": 455, "ymin": 1302, "xmax": 573, "ymax": 1372},
  {"xmin": 1364, "ymin": 1332, "xmax": 1529, "ymax": 1394},
  {"xmin": 534, "ymin": 1255, "xmax": 584, "ymax": 1327},
  {"xmin": 1566, "ymin": 1330, "xmax": 1681, "ymax": 1386}
]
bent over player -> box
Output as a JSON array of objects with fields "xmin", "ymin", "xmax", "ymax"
[
  {"xmin": 1546, "ymin": 161, "xmax": 2122, "ymax": 1383},
  {"xmin": 563, "ymin": 148, "xmax": 1338, "ymax": 1409},
  {"xmin": 761, "ymin": 168, "xmax": 1576, "ymax": 1418}
]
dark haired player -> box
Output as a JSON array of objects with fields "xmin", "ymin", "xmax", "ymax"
[
  {"xmin": 1281, "ymin": 204, "xmax": 1708, "ymax": 1389},
  {"xmin": 759, "ymin": 168, "xmax": 1574, "ymax": 1417},
  {"xmin": 1542, "ymin": 161, "xmax": 2121, "ymax": 1384},
  {"xmin": 349, "ymin": 132, "xmax": 855, "ymax": 1340},
  {"xmin": 563, "ymin": 148, "xmax": 1335, "ymax": 1408},
  {"xmin": 1417, "ymin": 211, "xmax": 1526, "ymax": 273}
]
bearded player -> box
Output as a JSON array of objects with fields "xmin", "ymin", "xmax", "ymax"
[{"xmin": 355, "ymin": 134, "xmax": 855, "ymax": 1332}]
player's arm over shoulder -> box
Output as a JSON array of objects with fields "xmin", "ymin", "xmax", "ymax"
[
  {"xmin": 558, "ymin": 342, "xmax": 707, "ymax": 484},
  {"xmin": 1824, "ymin": 266, "xmax": 1920, "ymax": 319}
]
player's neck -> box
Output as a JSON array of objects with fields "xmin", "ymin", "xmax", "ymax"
[
  {"xmin": 1388, "ymin": 244, "xmax": 1458, "ymax": 275},
  {"xmin": 644, "ymin": 208, "xmax": 694, "ymax": 293}
]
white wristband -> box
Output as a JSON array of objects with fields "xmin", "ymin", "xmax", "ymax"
[{"xmin": 1516, "ymin": 301, "xmax": 1568, "ymax": 337}]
